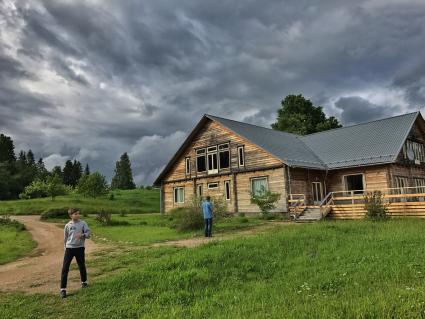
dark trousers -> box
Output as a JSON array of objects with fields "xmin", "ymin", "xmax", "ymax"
[
  {"xmin": 204, "ymin": 218, "xmax": 213, "ymax": 237},
  {"xmin": 60, "ymin": 247, "xmax": 87, "ymax": 289}
]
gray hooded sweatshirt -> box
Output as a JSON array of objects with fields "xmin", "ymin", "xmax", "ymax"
[{"xmin": 64, "ymin": 220, "xmax": 91, "ymax": 248}]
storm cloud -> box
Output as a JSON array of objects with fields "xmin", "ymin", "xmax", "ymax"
[{"xmin": 1, "ymin": 0, "xmax": 424, "ymax": 184}]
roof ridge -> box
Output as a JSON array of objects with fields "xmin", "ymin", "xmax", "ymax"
[
  {"xmin": 205, "ymin": 114, "xmax": 301, "ymax": 137},
  {"xmin": 303, "ymin": 111, "xmax": 420, "ymax": 137}
]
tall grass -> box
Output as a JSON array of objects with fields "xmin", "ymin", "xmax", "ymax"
[
  {"xmin": 0, "ymin": 189, "xmax": 159, "ymax": 215},
  {"xmin": 3, "ymin": 219, "xmax": 425, "ymax": 318}
]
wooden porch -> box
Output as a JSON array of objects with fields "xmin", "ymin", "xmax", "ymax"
[{"xmin": 289, "ymin": 186, "xmax": 425, "ymax": 220}]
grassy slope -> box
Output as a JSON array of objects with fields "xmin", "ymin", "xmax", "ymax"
[
  {"xmin": 0, "ymin": 189, "xmax": 159, "ymax": 215},
  {"xmin": 3, "ymin": 219, "xmax": 425, "ymax": 318},
  {"xmin": 0, "ymin": 225, "xmax": 36, "ymax": 265}
]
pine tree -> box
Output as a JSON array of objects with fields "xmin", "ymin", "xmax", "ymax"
[
  {"xmin": 51, "ymin": 166, "xmax": 63, "ymax": 178},
  {"xmin": 0, "ymin": 134, "xmax": 16, "ymax": 164},
  {"xmin": 111, "ymin": 153, "xmax": 136, "ymax": 190},
  {"xmin": 71, "ymin": 160, "xmax": 83, "ymax": 187},
  {"xmin": 26, "ymin": 149, "xmax": 36, "ymax": 166},
  {"xmin": 62, "ymin": 160, "xmax": 74, "ymax": 186},
  {"xmin": 36, "ymin": 158, "xmax": 49, "ymax": 181},
  {"xmin": 84, "ymin": 163, "xmax": 90, "ymax": 175}
]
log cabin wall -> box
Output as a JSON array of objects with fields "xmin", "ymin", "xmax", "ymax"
[
  {"xmin": 163, "ymin": 120, "xmax": 282, "ymax": 182},
  {"xmin": 325, "ymin": 165, "xmax": 390, "ymax": 193},
  {"xmin": 162, "ymin": 119, "xmax": 286, "ymax": 213}
]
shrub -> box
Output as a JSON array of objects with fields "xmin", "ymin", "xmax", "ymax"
[
  {"xmin": 119, "ymin": 210, "xmax": 128, "ymax": 217},
  {"xmin": 95, "ymin": 210, "xmax": 129, "ymax": 226},
  {"xmin": 210, "ymin": 196, "xmax": 228, "ymax": 220},
  {"xmin": 95, "ymin": 210, "xmax": 112, "ymax": 225},
  {"xmin": 0, "ymin": 215, "xmax": 26, "ymax": 231},
  {"xmin": 237, "ymin": 217, "xmax": 249, "ymax": 223},
  {"xmin": 364, "ymin": 191, "xmax": 389, "ymax": 220},
  {"xmin": 77, "ymin": 172, "xmax": 109, "ymax": 198},
  {"xmin": 146, "ymin": 186, "xmax": 153, "ymax": 190},
  {"xmin": 20, "ymin": 176, "xmax": 68, "ymax": 200},
  {"xmin": 109, "ymin": 193, "xmax": 115, "ymax": 201},
  {"xmin": 238, "ymin": 212, "xmax": 246, "ymax": 218},
  {"xmin": 250, "ymin": 188, "xmax": 281, "ymax": 216},
  {"xmin": 40, "ymin": 208, "xmax": 70, "ymax": 220},
  {"xmin": 170, "ymin": 205, "xmax": 204, "ymax": 232}
]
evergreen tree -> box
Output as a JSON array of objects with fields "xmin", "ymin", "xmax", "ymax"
[
  {"xmin": 26, "ymin": 149, "xmax": 36, "ymax": 166},
  {"xmin": 111, "ymin": 153, "xmax": 136, "ymax": 190},
  {"xmin": 51, "ymin": 166, "xmax": 63, "ymax": 178},
  {"xmin": 62, "ymin": 160, "xmax": 74, "ymax": 186},
  {"xmin": 271, "ymin": 94, "xmax": 342, "ymax": 135},
  {"xmin": 0, "ymin": 134, "xmax": 16, "ymax": 164},
  {"xmin": 71, "ymin": 160, "xmax": 83, "ymax": 187},
  {"xmin": 36, "ymin": 158, "xmax": 49, "ymax": 181},
  {"xmin": 84, "ymin": 163, "xmax": 90, "ymax": 175}
]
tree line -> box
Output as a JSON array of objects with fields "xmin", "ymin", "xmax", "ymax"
[{"xmin": 0, "ymin": 134, "xmax": 137, "ymax": 200}]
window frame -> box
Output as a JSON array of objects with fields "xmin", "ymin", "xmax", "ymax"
[
  {"xmin": 224, "ymin": 180, "xmax": 231, "ymax": 201},
  {"xmin": 207, "ymin": 182, "xmax": 219, "ymax": 189},
  {"xmin": 185, "ymin": 157, "xmax": 191, "ymax": 175},
  {"xmin": 218, "ymin": 143, "xmax": 230, "ymax": 170},
  {"xmin": 342, "ymin": 173, "xmax": 365, "ymax": 195},
  {"xmin": 173, "ymin": 187, "xmax": 185, "ymax": 204},
  {"xmin": 250, "ymin": 176, "xmax": 268, "ymax": 196},
  {"xmin": 237, "ymin": 146, "xmax": 245, "ymax": 167},
  {"xmin": 196, "ymin": 148, "xmax": 207, "ymax": 173}
]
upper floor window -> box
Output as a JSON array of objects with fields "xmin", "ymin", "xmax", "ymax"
[
  {"xmin": 185, "ymin": 157, "xmax": 191, "ymax": 175},
  {"xmin": 196, "ymin": 149, "xmax": 206, "ymax": 172},
  {"xmin": 238, "ymin": 146, "xmax": 245, "ymax": 167},
  {"xmin": 403, "ymin": 140, "xmax": 425, "ymax": 163},
  {"xmin": 218, "ymin": 143, "xmax": 230, "ymax": 169}
]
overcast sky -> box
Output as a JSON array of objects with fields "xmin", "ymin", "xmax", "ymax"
[{"xmin": 1, "ymin": 0, "xmax": 424, "ymax": 185}]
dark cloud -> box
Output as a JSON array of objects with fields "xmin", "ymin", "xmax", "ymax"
[
  {"xmin": 335, "ymin": 96, "xmax": 399, "ymax": 125},
  {"xmin": 1, "ymin": 0, "xmax": 425, "ymax": 184}
]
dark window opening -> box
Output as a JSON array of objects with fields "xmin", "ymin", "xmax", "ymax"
[
  {"xmin": 197, "ymin": 155, "xmax": 206, "ymax": 172},
  {"xmin": 219, "ymin": 151, "xmax": 230, "ymax": 169},
  {"xmin": 345, "ymin": 174, "xmax": 364, "ymax": 194}
]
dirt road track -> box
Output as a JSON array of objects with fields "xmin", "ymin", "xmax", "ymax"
[{"xmin": 0, "ymin": 216, "xmax": 101, "ymax": 294}]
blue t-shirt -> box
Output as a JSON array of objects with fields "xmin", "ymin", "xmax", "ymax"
[{"xmin": 202, "ymin": 201, "xmax": 213, "ymax": 219}]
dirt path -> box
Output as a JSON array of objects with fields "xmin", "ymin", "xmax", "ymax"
[
  {"xmin": 0, "ymin": 217, "xmax": 290, "ymax": 295},
  {"xmin": 0, "ymin": 216, "xmax": 101, "ymax": 294}
]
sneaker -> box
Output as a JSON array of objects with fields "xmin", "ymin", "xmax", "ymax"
[
  {"xmin": 60, "ymin": 290, "xmax": 67, "ymax": 299},
  {"xmin": 81, "ymin": 282, "xmax": 88, "ymax": 289}
]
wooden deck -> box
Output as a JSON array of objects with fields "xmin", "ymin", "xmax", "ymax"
[{"xmin": 289, "ymin": 187, "xmax": 425, "ymax": 220}]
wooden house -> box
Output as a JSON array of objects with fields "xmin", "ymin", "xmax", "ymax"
[{"xmin": 154, "ymin": 112, "xmax": 425, "ymax": 220}]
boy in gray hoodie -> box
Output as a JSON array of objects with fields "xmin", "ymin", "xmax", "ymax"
[{"xmin": 60, "ymin": 208, "xmax": 91, "ymax": 299}]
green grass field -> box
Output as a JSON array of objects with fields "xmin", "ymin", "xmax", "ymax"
[
  {"xmin": 3, "ymin": 219, "xmax": 425, "ymax": 318},
  {"xmin": 48, "ymin": 214, "xmax": 264, "ymax": 245},
  {"xmin": 0, "ymin": 189, "xmax": 159, "ymax": 215},
  {"xmin": 0, "ymin": 224, "xmax": 36, "ymax": 265}
]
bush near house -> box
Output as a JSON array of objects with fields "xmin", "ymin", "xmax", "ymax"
[{"xmin": 364, "ymin": 191, "xmax": 389, "ymax": 220}]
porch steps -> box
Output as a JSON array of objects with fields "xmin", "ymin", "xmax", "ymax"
[{"xmin": 296, "ymin": 207, "xmax": 323, "ymax": 223}]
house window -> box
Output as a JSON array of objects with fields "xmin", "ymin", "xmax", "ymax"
[
  {"xmin": 173, "ymin": 187, "xmax": 184, "ymax": 203},
  {"xmin": 344, "ymin": 174, "xmax": 364, "ymax": 195},
  {"xmin": 196, "ymin": 149, "xmax": 206, "ymax": 172},
  {"xmin": 185, "ymin": 157, "xmax": 191, "ymax": 175},
  {"xmin": 394, "ymin": 176, "xmax": 409, "ymax": 190},
  {"xmin": 224, "ymin": 180, "xmax": 231, "ymax": 201},
  {"xmin": 414, "ymin": 178, "xmax": 425, "ymax": 193},
  {"xmin": 208, "ymin": 182, "xmax": 219, "ymax": 189},
  {"xmin": 403, "ymin": 140, "xmax": 425, "ymax": 163},
  {"xmin": 251, "ymin": 177, "xmax": 268, "ymax": 196},
  {"xmin": 197, "ymin": 184, "xmax": 203, "ymax": 197},
  {"xmin": 207, "ymin": 147, "xmax": 218, "ymax": 174},
  {"xmin": 219, "ymin": 143, "xmax": 230, "ymax": 170},
  {"xmin": 238, "ymin": 146, "xmax": 245, "ymax": 167}
]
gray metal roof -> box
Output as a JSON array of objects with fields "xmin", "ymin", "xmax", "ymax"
[
  {"xmin": 301, "ymin": 112, "xmax": 419, "ymax": 169},
  {"xmin": 207, "ymin": 112, "xmax": 420, "ymax": 170}
]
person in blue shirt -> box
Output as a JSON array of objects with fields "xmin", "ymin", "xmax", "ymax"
[{"xmin": 202, "ymin": 196, "xmax": 213, "ymax": 237}]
